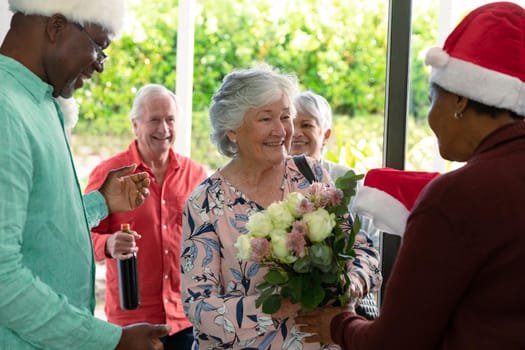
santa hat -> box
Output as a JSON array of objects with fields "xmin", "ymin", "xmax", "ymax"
[
  {"xmin": 353, "ymin": 168, "xmax": 439, "ymax": 237},
  {"xmin": 9, "ymin": 0, "xmax": 126, "ymax": 36},
  {"xmin": 425, "ymin": 2, "xmax": 525, "ymax": 116}
]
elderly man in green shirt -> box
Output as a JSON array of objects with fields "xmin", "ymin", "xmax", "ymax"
[{"xmin": 0, "ymin": 1, "xmax": 170, "ymax": 349}]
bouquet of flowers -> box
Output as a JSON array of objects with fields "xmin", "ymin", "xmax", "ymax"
[{"xmin": 235, "ymin": 170, "xmax": 363, "ymax": 313}]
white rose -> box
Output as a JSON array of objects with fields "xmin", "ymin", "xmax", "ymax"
[
  {"xmin": 285, "ymin": 192, "xmax": 306, "ymax": 217},
  {"xmin": 246, "ymin": 212, "xmax": 273, "ymax": 238},
  {"xmin": 303, "ymin": 208, "xmax": 336, "ymax": 242},
  {"xmin": 270, "ymin": 229, "xmax": 297, "ymax": 264},
  {"xmin": 267, "ymin": 201, "xmax": 295, "ymax": 230}
]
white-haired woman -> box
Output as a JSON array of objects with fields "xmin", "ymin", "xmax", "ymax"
[
  {"xmin": 291, "ymin": 91, "xmax": 381, "ymax": 298},
  {"xmin": 291, "ymin": 91, "xmax": 350, "ymax": 180},
  {"xmin": 180, "ymin": 64, "xmax": 380, "ymax": 349}
]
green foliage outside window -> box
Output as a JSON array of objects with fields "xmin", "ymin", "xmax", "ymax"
[{"xmin": 71, "ymin": 0, "xmax": 439, "ymax": 173}]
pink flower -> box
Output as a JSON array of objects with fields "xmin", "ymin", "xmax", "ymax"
[
  {"xmin": 296, "ymin": 198, "xmax": 315, "ymax": 215},
  {"xmin": 250, "ymin": 237, "xmax": 271, "ymax": 262},
  {"xmin": 308, "ymin": 182, "xmax": 326, "ymax": 206},
  {"xmin": 287, "ymin": 231, "xmax": 307, "ymax": 257},
  {"xmin": 308, "ymin": 183, "xmax": 343, "ymax": 207},
  {"xmin": 325, "ymin": 188, "xmax": 343, "ymax": 207},
  {"xmin": 291, "ymin": 220, "xmax": 308, "ymax": 235}
]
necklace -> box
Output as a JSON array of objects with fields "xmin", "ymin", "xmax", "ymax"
[{"xmin": 280, "ymin": 167, "xmax": 287, "ymax": 194}]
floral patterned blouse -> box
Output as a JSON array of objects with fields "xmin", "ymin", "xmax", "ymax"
[{"xmin": 181, "ymin": 157, "xmax": 381, "ymax": 350}]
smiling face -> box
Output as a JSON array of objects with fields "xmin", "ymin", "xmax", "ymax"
[
  {"xmin": 229, "ymin": 94, "xmax": 293, "ymax": 167},
  {"xmin": 132, "ymin": 94, "xmax": 176, "ymax": 159},
  {"xmin": 291, "ymin": 112, "xmax": 330, "ymax": 159},
  {"xmin": 45, "ymin": 16, "xmax": 111, "ymax": 98}
]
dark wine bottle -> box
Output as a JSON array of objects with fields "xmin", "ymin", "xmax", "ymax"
[{"xmin": 117, "ymin": 223, "xmax": 140, "ymax": 310}]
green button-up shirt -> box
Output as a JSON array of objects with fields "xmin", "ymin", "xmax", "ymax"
[{"xmin": 0, "ymin": 55, "xmax": 121, "ymax": 349}]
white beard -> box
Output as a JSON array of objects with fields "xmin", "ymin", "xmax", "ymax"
[{"xmin": 56, "ymin": 96, "xmax": 79, "ymax": 131}]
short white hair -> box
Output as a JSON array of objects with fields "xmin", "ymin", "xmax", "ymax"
[
  {"xmin": 130, "ymin": 84, "xmax": 179, "ymax": 121},
  {"xmin": 209, "ymin": 63, "xmax": 299, "ymax": 157},
  {"xmin": 294, "ymin": 91, "xmax": 332, "ymax": 132}
]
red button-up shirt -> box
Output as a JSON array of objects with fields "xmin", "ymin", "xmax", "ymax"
[{"xmin": 86, "ymin": 140, "xmax": 207, "ymax": 334}]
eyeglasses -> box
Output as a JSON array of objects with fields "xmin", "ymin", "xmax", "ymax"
[{"xmin": 73, "ymin": 23, "xmax": 108, "ymax": 66}]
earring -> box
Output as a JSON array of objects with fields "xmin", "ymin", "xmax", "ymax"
[{"xmin": 454, "ymin": 111, "xmax": 463, "ymax": 119}]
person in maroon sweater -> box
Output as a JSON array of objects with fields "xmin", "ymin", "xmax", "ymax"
[{"xmin": 296, "ymin": 2, "xmax": 525, "ymax": 349}]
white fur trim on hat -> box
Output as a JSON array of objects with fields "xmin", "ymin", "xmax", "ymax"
[
  {"xmin": 9, "ymin": 0, "xmax": 126, "ymax": 36},
  {"xmin": 353, "ymin": 186, "xmax": 409, "ymax": 237},
  {"xmin": 426, "ymin": 47, "xmax": 525, "ymax": 116}
]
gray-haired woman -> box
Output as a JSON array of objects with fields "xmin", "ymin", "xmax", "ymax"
[{"xmin": 180, "ymin": 63, "xmax": 381, "ymax": 349}]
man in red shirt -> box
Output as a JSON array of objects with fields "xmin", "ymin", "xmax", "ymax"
[{"xmin": 86, "ymin": 84, "xmax": 208, "ymax": 350}]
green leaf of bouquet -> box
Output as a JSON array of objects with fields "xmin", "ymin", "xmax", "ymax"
[
  {"xmin": 319, "ymin": 270, "xmax": 337, "ymax": 284},
  {"xmin": 287, "ymin": 275, "xmax": 304, "ymax": 303},
  {"xmin": 333, "ymin": 235, "xmax": 346, "ymax": 253},
  {"xmin": 335, "ymin": 170, "xmax": 363, "ymax": 208},
  {"xmin": 264, "ymin": 269, "xmax": 289, "ymax": 284},
  {"xmin": 255, "ymin": 281, "xmax": 272, "ymax": 291},
  {"xmin": 310, "ymin": 244, "xmax": 333, "ymax": 271},
  {"xmin": 345, "ymin": 215, "xmax": 361, "ymax": 256},
  {"xmin": 255, "ymin": 283, "xmax": 277, "ymax": 308},
  {"xmin": 333, "ymin": 204, "xmax": 349, "ymax": 216},
  {"xmin": 342, "ymin": 269, "xmax": 350, "ymax": 285},
  {"xmin": 262, "ymin": 294, "xmax": 282, "ymax": 314},
  {"xmin": 342, "ymin": 272, "xmax": 351, "ymax": 302},
  {"xmin": 292, "ymin": 255, "xmax": 312, "ymax": 273},
  {"xmin": 259, "ymin": 285, "xmax": 276, "ymax": 300},
  {"xmin": 255, "ymin": 295, "xmax": 264, "ymax": 308},
  {"xmin": 335, "ymin": 170, "xmax": 364, "ymax": 190},
  {"xmin": 301, "ymin": 284, "xmax": 325, "ymax": 311},
  {"xmin": 280, "ymin": 285, "xmax": 291, "ymax": 299},
  {"xmin": 333, "ymin": 228, "xmax": 351, "ymax": 254}
]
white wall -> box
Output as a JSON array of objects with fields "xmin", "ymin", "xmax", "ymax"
[{"xmin": 0, "ymin": 1, "xmax": 12, "ymax": 41}]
